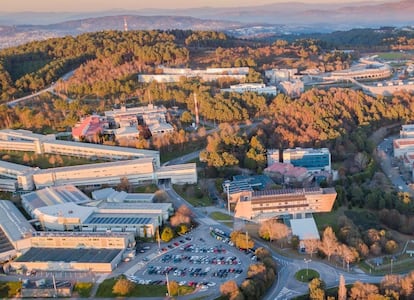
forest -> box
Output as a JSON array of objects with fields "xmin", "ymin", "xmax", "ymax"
[{"xmin": 1, "ymin": 28, "xmax": 414, "ymax": 261}]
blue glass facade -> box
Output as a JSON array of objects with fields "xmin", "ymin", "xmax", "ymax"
[{"xmin": 289, "ymin": 153, "xmax": 330, "ymax": 171}]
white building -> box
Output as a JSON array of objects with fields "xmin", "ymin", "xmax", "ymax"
[
  {"xmin": 0, "ymin": 160, "xmax": 36, "ymax": 191},
  {"xmin": 400, "ymin": 124, "xmax": 414, "ymax": 139},
  {"xmin": 138, "ymin": 67, "xmax": 249, "ymax": 83},
  {"xmin": 32, "ymin": 158, "xmax": 157, "ymax": 189},
  {"xmin": 265, "ymin": 68, "xmax": 298, "ymax": 84},
  {"xmin": 0, "ymin": 200, "xmax": 35, "ymax": 262},
  {"xmin": 221, "ymin": 83, "xmax": 277, "ymax": 95},
  {"xmin": 393, "ymin": 138, "xmax": 414, "ymax": 158},
  {"xmin": 278, "ymin": 80, "xmax": 304, "ymax": 98},
  {"xmin": 282, "ymin": 148, "xmax": 331, "ymax": 173}
]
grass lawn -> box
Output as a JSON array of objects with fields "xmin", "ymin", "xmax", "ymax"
[
  {"xmin": 96, "ymin": 278, "xmax": 168, "ymax": 297},
  {"xmin": 294, "ymin": 269, "xmax": 320, "ymax": 282},
  {"xmin": 173, "ymin": 184, "xmax": 213, "ymax": 207},
  {"xmin": 209, "ymin": 211, "xmax": 232, "ymax": 221},
  {"xmin": 313, "ymin": 208, "xmax": 343, "ymax": 232},
  {"xmin": 73, "ymin": 282, "xmax": 93, "ymax": 298},
  {"xmin": 0, "ymin": 281, "xmax": 21, "ymax": 298},
  {"xmin": 376, "ymin": 52, "xmax": 412, "ymax": 60},
  {"xmin": 96, "ymin": 277, "xmax": 195, "ymax": 297},
  {"xmin": 0, "ymin": 150, "xmax": 103, "ymax": 169},
  {"xmin": 160, "ymin": 140, "xmax": 206, "ymax": 163},
  {"xmin": 133, "ymin": 184, "xmax": 159, "ymax": 193}
]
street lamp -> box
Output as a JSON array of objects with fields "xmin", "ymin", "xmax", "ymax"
[
  {"xmin": 304, "ymin": 258, "xmax": 312, "ymax": 277},
  {"xmin": 225, "ymin": 182, "xmax": 231, "ymax": 215},
  {"xmin": 390, "ymin": 257, "xmax": 394, "ymax": 275}
]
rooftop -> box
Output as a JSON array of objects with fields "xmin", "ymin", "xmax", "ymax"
[
  {"xmin": 0, "ymin": 200, "xmax": 35, "ymax": 242},
  {"xmin": 34, "ymin": 202, "xmax": 95, "ymax": 221},
  {"xmin": 33, "ymin": 157, "xmax": 155, "ymax": 174},
  {"xmin": 83, "ymin": 213, "xmax": 156, "ymax": 225},
  {"xmin": 21, "ymin": 185, "xmax": 91, "ymax": 210},
  {"xmin": 15, "ymin": 247, "xmax": 122, "ymax": 263},
  {"xmin": 290, "ymin": 217, "xmax": 320, "ymax": 240}
]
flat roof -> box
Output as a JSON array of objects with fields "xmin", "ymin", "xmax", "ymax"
[
  {"xmin": 290, "ymin": 218, "xmax": 320, "ymax": 240},
  {"xmin": 33, "ymin": 157, "xmax": 155, "ymax": 174},
  {"xmin": 84, "ymin": 213, "xmax": 155, "ymax": 225},
  {"xmin": 252, "ymin": 187, "xmax": 335, "ymax": 199},
  {"xmin": 0, "ymin": 160, "xmax": 35, "ymax": 174},
  {"xmin": 98, "ymin": 202, "xmax": 171, "ymax": 210},
  {"xmin": 0, "ymin": 200, "xmax": 35, "ymax": 242},
  {"xmin": 91, "ymin": 188, "xmax": 116, "ymax": 200},
  {"xmin": 15, "ymin": 247, "xmax": 122, "ymax": 263},
  {"xmin": 47, "ymin": 140, "xmax": 159, "ymax": 157},
  {"xmin": 21, "ymin": 185, "xmax": 91, "ymax": 210},
  {"xmin": 34, "ymin": 202, "xmax": 95, "ymax": 221}
]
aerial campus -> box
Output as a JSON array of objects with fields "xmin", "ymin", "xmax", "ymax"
[{"xmin": 2, "ymin": 1, "xmax": 414, "ymax": 299}]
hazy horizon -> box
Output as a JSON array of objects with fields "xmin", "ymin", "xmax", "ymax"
[{"xmin": 1, "ymin": 0, "xmax": 395, "ymax": 12}]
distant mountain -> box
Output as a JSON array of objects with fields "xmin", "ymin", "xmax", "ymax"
[
  {"xmin": 0, "ymin": 15, "xmax": 243, "ymax": 49},
  {"xmin": 0, "ymin": 0, "xmax": 413, "ymax": 49}
]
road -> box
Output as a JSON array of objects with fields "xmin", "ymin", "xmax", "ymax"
[{"xmin": 6, "ymin": 70, "xmax": 74, "ymax": 107}]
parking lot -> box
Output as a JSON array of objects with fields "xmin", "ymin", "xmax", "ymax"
[{"xmin": 130, "ymin": 225, "xmax": 254, "ymax": 290}]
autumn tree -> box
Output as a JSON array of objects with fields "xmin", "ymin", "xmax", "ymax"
[
  {"xmin": 117, "ymin": 176, "xmax": 131, "ymax": 192},
  {"xmin": 258, "ymin": 219, "xmax": 290, "ymax": 247},
  {"xmin": 220, "ymin": 280, "xmax": 244, "ymax": 300},
  {"xmin": 349, "ymin": 281, "xmax": 379, "ymax": 300},
  {"xmin": 230, "ymin": 230, "xmax": 254, "ymax": 250},
  {"xmin": 161, "ymin": 226, "xmax": 174, "ymax": 242},
  {"xmin": 309, "ymin": 278, "xmax": 325, "ymax": 300},
  {"xmin": 112, "ymin": 276, "xmax": 134, "ymax": 296},
  {"xmin": 302, "ymin": 238, "xmax": 320, "ymax": 258},
  {"xmin": 320, "ymin": 226, "xmax": 339, "ymax": 261},
  {"xmin": 168, "ymin": 280, "xmax": 179, "ymax": 296},
  {"xmin": 338, "ymin": 274, "xmax": 347, "ymax": 300},
  {"xmin": 170, "ymin": 204, "xmax": 192, "ymax": 226}
]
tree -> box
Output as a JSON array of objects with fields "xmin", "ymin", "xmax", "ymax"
[
  {"xmin": 258, "ymin": 220, "xmax": 290, "ymax": 247},
  {"xmin": 309, "ymin": 278, "xmax": 325, "ymax": 300},
  {"xmin": 180, "ymin": 111, "xmax": 193, "ymax": 124},
  {"xmin": 302, "ymin": 238, "xmax": 320, "ymax": 258},
  {"xmin": 320, "ymin": 226, "xmax": 339, "ymax": 261},
  {"xmin": 117, "ymin": 176, "xmax": 131, "ymax": 192},
  {"xmin": 339, "ymin": 244, "xmax": 358, "ymax": 271},
  {"xmin": 338, "ymin": 274, "xmax": 347, "ymax": 300},
  {"xmin": 230, "ymin": 230, "xmax": 254, "ymax": 250},
  {"xmin": 220, "ymin": 280, "xmax": 242, "ymax": 300},
  {"xmin": 161, "ymin": 226, "xmax": 174, "ymax": 242},
  {"xmin": 168, "ymin": 280, "xmax": 179, "ymax": 296},
  {"xmin": 349, "ymin": 281, "xmax": 379, "ymax": 300},
  {"xmin": 170, "ymin": 204, "xmax": 193, "ymax": 226},
  {"xmin": 112, "ymin": 277, "xmax": 135, "ymax": 296}
]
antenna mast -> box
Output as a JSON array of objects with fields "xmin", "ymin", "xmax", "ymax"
[{"xmin": 123, "ymin": 17, "xmax": 128, "ymax": 32}]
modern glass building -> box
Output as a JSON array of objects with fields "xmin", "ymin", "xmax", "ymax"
[{"xmin": 283, "ymin": 148, "xmax": 331, "ymax": 172}]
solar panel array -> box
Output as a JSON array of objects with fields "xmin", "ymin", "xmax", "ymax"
[
  {"xmin": 15, "ymin": 247, "xmax": 121, "ymax": 263},
  {"xmin": 85, "ymin": 216, "xmax": 152, "ymax": 225}
]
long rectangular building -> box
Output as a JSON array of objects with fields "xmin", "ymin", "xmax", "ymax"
[
  {"xmin": 234, "ymin": 187, "xmax": 337, "ymax": 222},
  {"xmin": 32, "ymin": 158, "xmax": 156, "ymax": 189}
]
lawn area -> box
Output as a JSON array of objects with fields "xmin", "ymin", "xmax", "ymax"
[
  {"xmin": 294, "ymin": 269, "xmax": 320, "ymax": 282},
  {"xmin": 209, "ymin": 211, "xmax": 232, "ymax": 221},
  {"xmin": 173, "ymin": 184, "xmax": 213, "ymax": 207},
  {"xmin": 313, "ymin": 208, "xmax": 343, "ymax": 232},
  {"xmin": 73, "ymin": 282, "xmax": 93, "ymax": 298},
  {"xmin": 160, "ymin": 140, "xmax": 206, "ymax": 163},
  {"xmin": 0, "ymin": 281, "xmax": 21, "ymax": 298},
  {"xmin": 0, "ymin": 150, "xmax": 103, "ymax": 169},
  {"xmin": 96, "ymin": 277, "xmax": 195, "ymax": 297},
  {"xmin": 376, "ymin": 52, "xmax": 413, "ymax": 61},
  {"xmin": 133, "ymin": 184, "xmax": 159, "ymax": 193}
]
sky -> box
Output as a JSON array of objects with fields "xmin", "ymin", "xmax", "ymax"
[{"xmin": 2, "ymin": 0, "xmax": 392, "ymax": 12}]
